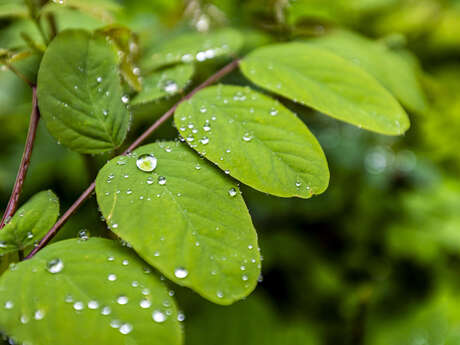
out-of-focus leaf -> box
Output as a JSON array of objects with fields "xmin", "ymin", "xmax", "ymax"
[
  {"xmin": 175, "ymin": 85, "xmax": 329, "ymax": 198},
  {"xmin": 240, "ymin": 42, "xmax": 410, "ymax": 135},
  {"xmin": 0, "ymin": 190, "xmax": 59, "ymax": 255},
  {"xmin": 309, "ymin": 30, "xmax": 427, "ymax": 114},
  {"xmin": 0, "ymin": 0, "xmax": 28, "ymax": 18},
  {"xmin": 0, "ymin": 238, "xmax": 183, "ymax": 345},
  {"xmin": 142, "ymin": 28, "xmax": 243, "ymax": 71},
  {"xmin": 40, "ymin": 0, "xmax": 120, "ymax": 22},
  {"xmin": 132, "ymin": 64, "xmax": 194, "ymax": 105},
  {"xmin": 37, "ymin": 29, "xmax": 129, "ymax": 153},
  {"xmin": 95, "ymin": 141, "xmax": 261, "ymax": 305}
]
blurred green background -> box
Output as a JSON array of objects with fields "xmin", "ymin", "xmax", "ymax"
[{"xmin": 1, "ymin": 0, "xmax": 460, "ymax": 344}]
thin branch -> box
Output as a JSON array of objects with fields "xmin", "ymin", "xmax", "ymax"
[
  {"xmin": 0, "ymin": 87, "xmax": 40, "ymax": 228},
  {"xmin": 3, "ymin": 62, "xmax": 34, "ymax": 88},
  {"xmin": 26, "ymin": 58, "xmax": 240, "ymax": 259}
]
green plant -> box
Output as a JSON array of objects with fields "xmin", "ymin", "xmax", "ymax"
[{"xmin": 0, "ymin": 0, "xmax": 432, "ymax": 344}]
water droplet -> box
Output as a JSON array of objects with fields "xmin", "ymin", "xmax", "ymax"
[
  {"xmin": 121, "ymin": 95, "xmax": 129, "ymax": 104},
  {"xmin": 216, "ymin": 291, "xmax": 224, "ymax": 298},
  {"xmin": 200, "ymin": 137, "xmax": 209, "ymax": 145},
  {"xmin": 140, "ymin": 299, "xmax": 151, "ymax": 308},
  {"xmin": 119, "ymin": 323, "xmax": 133, "ymax": 335},
  {"xmin": 174, "ymin": 267, "xmax": 188, "ymax": 279},
  {"xmin": 96, "ymin": 76, "xmax": 103, "ymax": 83},
  {"xmin": 78, "ymin": 229, "xmax": 89, "ymax": 241},
  {"xmin": 117, "ymin": 296, "xmax": 128, "ymax": 305},
  {"xmin": 158, "ymin": 176, "xmax": 167, "ymax": 185},
  {"xmin": 269, "ymin": 108, "xmax": 278, "ymax": 116},
  {"xmin": 4, "ymin": 301, "xmax": 13, "ymax": 309},
  {"xmin": 34, "ymin": 310, "xmax": 45, "ymax": 320},
  {"xmin": 108, "ymin": 274, "xmax": 117, "ymax": 281},
  {"xmin": 73, "ymin": 302, "xmax": 84, "ymax": 311},
  {"xmin": 20, "ymin": 315, "xmax": 29, "ymax": 324},
  {"xmin": 136, "ymin": 154, "xmax": 157, "ymax": 172},
  {"xmin": 200, "ymin": 106, "xmax": 207, "ymax": 113},
  {"xmin": 177, "ymin": 312, "xmax": 185, "ymax": 322},
  {"xmin": 242, "ymin": 274, "xmax": 249, "ymax": 281},
  {"xmin": 88, "ymin": 300, "xmax": 99, "ymax": 309},
  {"xmin": 101, "ymin": 306, "xmax": 111, "ymax": 315},
  {"xmin": 242, "ymin": 133, "xmax": 253, "ymax": 142},
  {"xmin": 228, "ymin": 188, "xmax": 237, "ymax": 197},
  {"xmin": 203, "ymin": 122, "xmax": 211, "ymax": 132},
  {"xmin": 122, "ymin": 259, "xmax": 129, "ymax": 266},
  {"xmin": 110, "ymin": 319, "xmax": 121, "ymax": 328},
  {"xmin": 46, "ymin": 258, "xmax": 64, "ymax": 274},
  {"xmin": 163, "ymin": 80, "xmax": 178, "ymax": 94},
  {"xmin": 152, "ymin": 310, "xmax": 166, "ymax": 323}
]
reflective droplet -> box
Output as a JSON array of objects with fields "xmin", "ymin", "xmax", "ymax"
[
  {"xmin": 73, "ymin": 302, "xmax": 84, "ymax": 311},
  {"xmin": 177, "ymin": 312, "xmax": 185, "ymax": 322},
  {"xmin": 158, "ymin": 176, "xmax": 167, "ymax": 185},
  {"xmin": 242, "ymin": 133, "xmax": 253, "ymax": 142},
  {"xmin": 269, "ymin": 108, "xmax": 278, "ymax": 116},
  {"xmin": 46, "ymin": 258, "xmax": 64, "ymax": 274},
  {"xmin": 4, "ymin": 301, "xmax": 13, "ymax": 309},
  {"xmin": 136, "ymin": 154, "xmax": 157, "ymax": 172},
  {"xmin": 140, "ymin": 299, "xmax": 151, "ymax": 309},
  {"xmin": 117, "ymin": 296, "xmax": 128, "ymax": 305},
  {"xmin": 152, "ymin": 310, "xmax": 166, "ymax": 323},
  {"xmin": 101, "ymin": 306, "xmax": 111, "ymax": 315},
  {"xmin": 34, "ymin": 309, "xmax": 45, "ymax": 320},
  {"xmin": 216, "ymin": 291, "xmax": 224, "ymax": 298},
  {"xmin": 88, "ymin": 300, "xmax": 99, "ymax": 309},
  {"xmin": 108, "ymin": 274, "xmax": 117, "ymax": 281},
  {"xmin": 200, "ymin": 137, "xmax": 209, "ymax": 145},
  {"xmin": 163, "ymin": 80, "xmax": 178, "ymax": 94},
  {"xmin": 174, "ymin": 267, "xmax": 188, "ymax": 279},
  {"xmin": 121, "ymin": 95, "xmax": 129, "ymax": 104},
  {"xmin": 119, "ymin": 323, "xmax": 133, "ymax": 335},
  {"xmin": 228, "ymin": 188, "xmax": 237, "ymax": 197}
]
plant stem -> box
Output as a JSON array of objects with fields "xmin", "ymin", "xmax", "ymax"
[
  {"xmin": 25, "ymin": 58, "xmax": 240, "ymax": 259},
  {"xmin": 0, "ymin": 87, "xmax": 40, "ymax": 229},
  {"xmin": 4, "ymin": 62, "xmax": 34, "ymax": 88}
]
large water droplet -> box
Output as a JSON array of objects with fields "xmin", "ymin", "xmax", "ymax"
[
  {"xmin": 73, "ymin": 302, "xmax": 84, "ymax": 311},
  {"xmin": 152, "ymin": 310, "xmax": 166, "ymax": 323},
  {"xmin": 140, "ymin": 299, "xmax": 151, "ymax": 309},
  {"xmin": 46, "ymin": 258, "xmax": 64, "ymax": 274},
  {"xmin": 136, "ymin": 154, "xmax": 157, "ymax": 172},
  {"xmin": 174, "ymin": 267, "xmax": 188, "ymax": 279}
]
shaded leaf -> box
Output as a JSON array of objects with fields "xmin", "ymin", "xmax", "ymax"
[
  {"xmin": 175, "ymin": 85, "xmax": 329, "ymax": 198},
  {"xmin": 240, "ymin": 42, "xmax": 410, "ymax": 135},
  {"xmin": 95, "ymin": 141, "xmax": 261, "ymax": 305},
  {"xmin": 37, "ymin": 29, "xmax": 129, "ymax": 154},
  {"xmin": 309, "ymin": 30, "xmax": 427, "ymax": 114},
  {"xmin": 132, "ymin": 64, "xmax": 194, "ymax": 105},
  {"xmin": 0, "ymin": 238, "xmax": 183, "ymax": 345},
  {"xmin": 40, "ymin": 0, "xmax": 120, "ymax": 22},
  {"xmin": 142, "ymin": 28, "xmax": 243, "ymax": 71},
  {"xmin": 0, "ymin": 0, "xmax": 28, "ymax": 18},
  {"xmin": 0, "ymin": 190, "xmax": 59, "ymax": 255}
]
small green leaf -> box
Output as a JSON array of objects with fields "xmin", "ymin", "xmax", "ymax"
[
  {"xmin": 132, "ymin": 64, "xmax": 195, "ymax": 105},
  {"xmin": 40, "ymin": 0, "xmax": 120, "ymax": 22},
  {"xmin": 308, "ymin": 30, "xmax": 427, "ymax": 114},
  {"xmin": 37, "ymin": 29, "xmax": 129, "ymax": 154},
  {"xmin": 0, "ymin": 0, "xmax": 28, "ymax": 18},
  {"xmin": 240, "ymin": 42, "xmax": 410, "ymax": 135},
  {"xmin": 0, "ymin": 190, "xmax": 59, "ymax": 255},
  {"xmin": 0, "ymin": 238, "xmax": 183, "ymax": 345},
  {"xmin": 175, "ymin": 85, "xmax": 329, "ymax": 198},
  {"xmin": 142, "ymin": 28, "xmax": 243, "ymax": 71},
  {"xmin": 95, "ymin": 141, "xmax": 261, "ymax": 305}
]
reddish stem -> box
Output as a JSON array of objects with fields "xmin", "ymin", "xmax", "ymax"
[
  {"xmin": 0, "ymin": 87, "xmax": 40, "ymax": 229},
  {"xmin": 26, "ymin": 58, "xmax": 240, "ymax": 259}
]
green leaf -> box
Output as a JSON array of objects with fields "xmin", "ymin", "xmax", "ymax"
[
  {"xmin": 142, "ymin": 28, "xmax": 243, "ymax": 71},
  {"xmin": 0, "ymin": 190, "xmax": 59, "ymax": 255},
  {"xmin": 308, "ymin": 30, "xmax": 427, "ymax": 114},
  {"xmin": 37, "ymin": 29, "xmax": 129, "ymax": 154},
  {"xmin": 95, "ymin": 141, "xmax": 261, "ymax": 305},
  {"xmin": 0, "ymin": 0, "xmax": 28, "ymax": 18},
  {"xmin": 40, "ymin": 0, "xmax": 120, "ymax": 22},
  {"xmin": 0, "ymin": 238, "xmax": 183, "ymax": 345},
  {"xmin": 175, "ymin": 85, "xmax": 329, "ymax": 198},
  {"xmin": 240, "ymin": 42, "xmax": 410, "ymax": 135},
  {"xmin": 132, "ymin": 64, "xmax": 195, "ymax": 105}
]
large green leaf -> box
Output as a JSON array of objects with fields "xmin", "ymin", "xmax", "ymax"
[
  {"xmin": 0, "ymin": 238, "xmax": 183, "ymax": 345},
  {"xmin": 142, "ymin": 28, "xmax": 243, "ymax": 71},
  {"xmin": 0, "ymin": 190, "xmax": 59, "ymax": 255},
  {"xmin": 174, "ymin": 85, "xmax": 329, "ymax": 198},
  {"xmin": 37, "ymin": 29, "xmax": 129, "ymax": 154},
  {"xmin": 132, "ymin": 64, "xmax": 195, "ymax": 105},
  {"xmin": 239, "ymin": 42, "xmax": 410, "ymax": 135},
  {"xmin": 0, "ymin": 0, "xmax": 27, "ymax": 18},
  {"xmin": 95, "ymin": 141, "xmax": 261, "ymax": 305},
  {"xmin": 308, "ymin": 30, "xmax": 427, "ymax": 114}
]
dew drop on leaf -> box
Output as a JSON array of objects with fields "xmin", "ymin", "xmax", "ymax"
[
  {"xmin": 46, "ymin": 258, "xmax": 64, "ymax": 274},
  {"xmin": 136, "ymin": 154, "xmax": 157, "ymax": 172},
  {"xmin": 152, "ymin": 310, "xmax": 166, "ymax": 323},
  {"xmin": 174, "ymin": 267, "xmax": 188, "ymax": 279},
  {"xmin": 228, "ymin": 188, "xmax": 237, "ymax": 197}
]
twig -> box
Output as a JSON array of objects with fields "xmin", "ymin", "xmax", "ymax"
[
  {"xmin": 0, "ymin": 87, "xmax": 40, "ymax": 229},
  {"xmin": 26, "ymin": 58, "xmax": 240, "ymax": 259}
]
